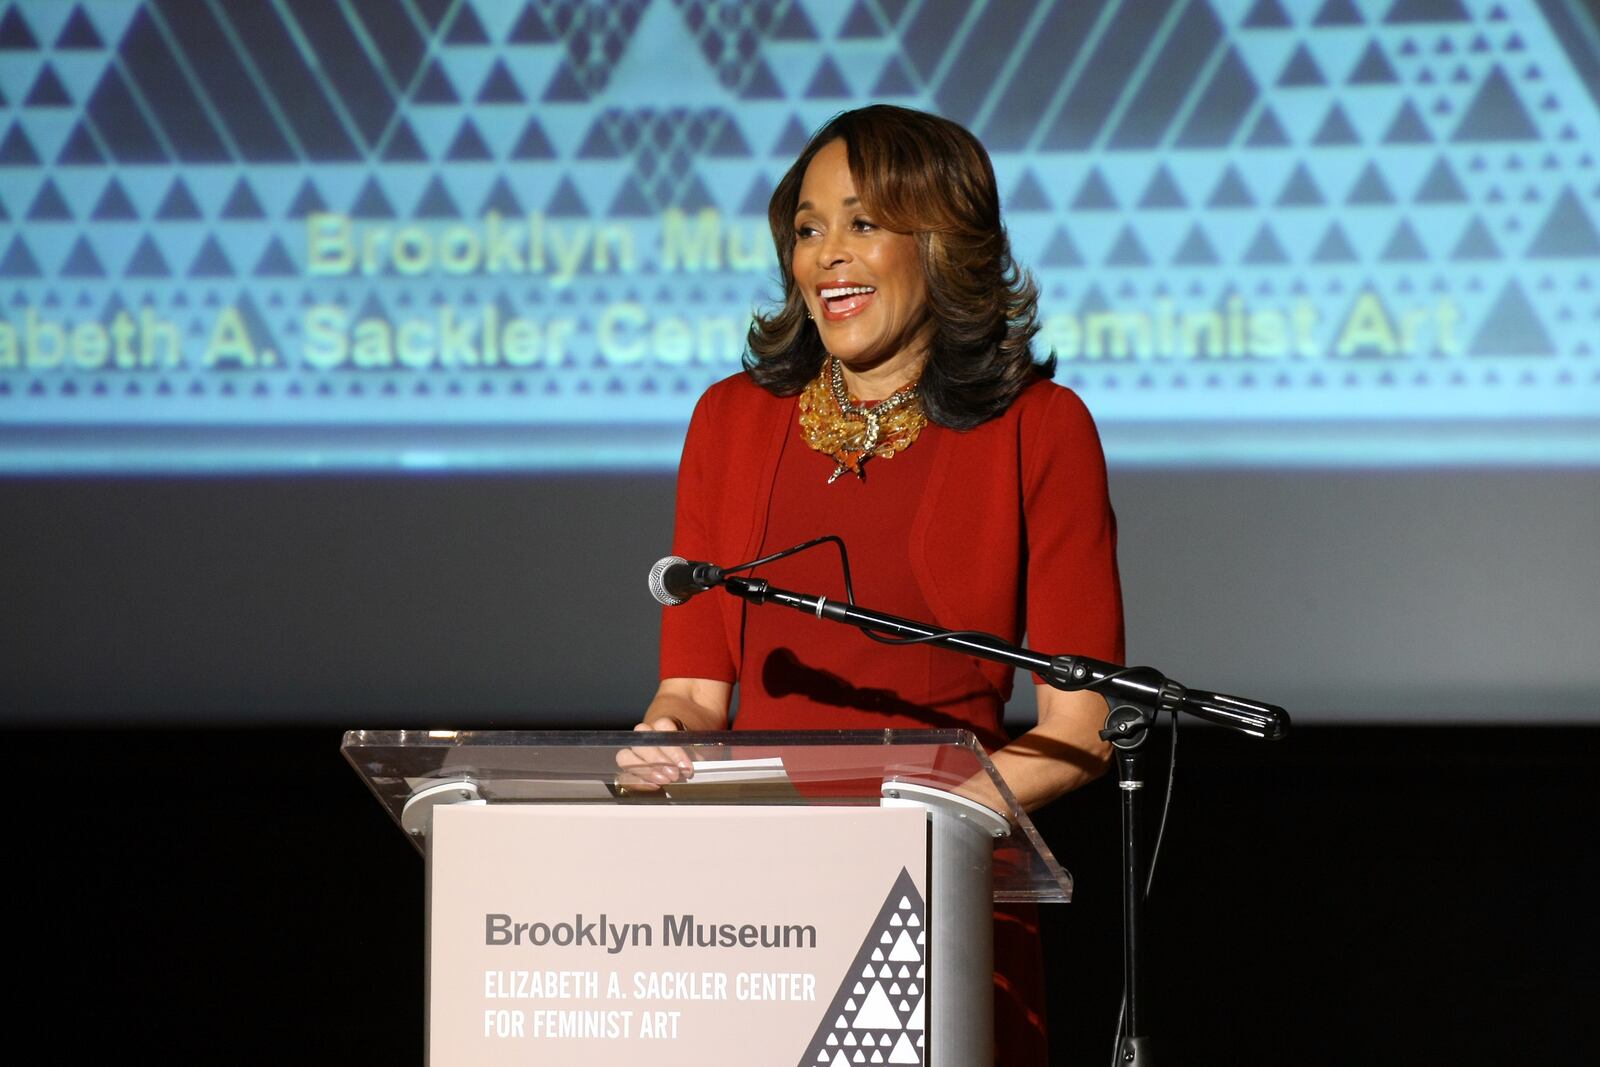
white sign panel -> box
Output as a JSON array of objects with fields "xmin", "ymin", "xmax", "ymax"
[{"xmin": 429, "ymin": 804, "xmax": 929, "ymax": 1066}]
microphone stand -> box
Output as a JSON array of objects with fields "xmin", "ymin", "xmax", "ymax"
[{"xmin": 718, "ymin": 574, "xmax": 1289, "ymax": 1067}]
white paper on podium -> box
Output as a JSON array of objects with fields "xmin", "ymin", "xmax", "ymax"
[{"xmin": 685, "ymin": 756, "xmax": 788, "ymax": 783}]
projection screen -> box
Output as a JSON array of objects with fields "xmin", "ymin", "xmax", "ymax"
[{"xmin": 2, "ymin": 0, "xmax": 1597, "ymax": 471}]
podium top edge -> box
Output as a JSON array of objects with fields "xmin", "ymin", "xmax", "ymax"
[{"xmin": 340, "ymin": 727, "xmax": 984, "ymax": 750}]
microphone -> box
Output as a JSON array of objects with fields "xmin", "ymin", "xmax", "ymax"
[{"xmin": 647, "ymin": 556, "xmax": 725, "ymax": 606}]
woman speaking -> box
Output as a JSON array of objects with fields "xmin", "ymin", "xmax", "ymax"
[{"xmin": 632, "ymin": 105, "xmax": 1123, "ymax": 1064}]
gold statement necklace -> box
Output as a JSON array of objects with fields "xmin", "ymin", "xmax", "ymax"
[{"xmin": 798, "ymin": 355, "xmax": 928, "ymax": 483}]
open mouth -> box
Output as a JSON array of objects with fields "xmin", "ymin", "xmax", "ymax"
[{"xmin": 818, "ymin": 285, "xmax": 876, "ymax": 319}]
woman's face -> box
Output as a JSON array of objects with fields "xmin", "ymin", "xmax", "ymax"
[{"xmin": 792, "ymin": 139, "xmax": 930, "ymax": 393}]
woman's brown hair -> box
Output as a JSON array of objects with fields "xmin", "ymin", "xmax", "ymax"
[{"xmin": 744, "ymin": 105, "xmax": 1051, "ymax": 429}]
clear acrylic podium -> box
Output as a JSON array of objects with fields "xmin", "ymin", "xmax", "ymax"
[{"xmin": 343, "ymin": 728, "xmax": 1075, "ymax": 1067}]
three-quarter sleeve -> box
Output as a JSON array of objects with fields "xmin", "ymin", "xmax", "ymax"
[
  {"xmin": 1020, "ymin": 385, "xmax": 1125, "ymax": 669},
  {"xmin": 658, "ymin": 390, "xmax": 739, "ymax": 682}
]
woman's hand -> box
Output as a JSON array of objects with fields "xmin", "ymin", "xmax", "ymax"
[
  {"xmin": 615, "ymin": 716, "xmax": 694, "ymax": 791},
  {"xmin": 615, "ymin": 678, "xmax": 732, "ymax": 792}
]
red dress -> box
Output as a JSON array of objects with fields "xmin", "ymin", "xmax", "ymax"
[{"xmin": 660, "ymin": 370, "xmax": 1124, "ymax": 1064}]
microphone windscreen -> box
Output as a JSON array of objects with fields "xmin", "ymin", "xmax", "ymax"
[{"xmin": 648, "ymin": 555, "xmax": 689, "ymax": 606}]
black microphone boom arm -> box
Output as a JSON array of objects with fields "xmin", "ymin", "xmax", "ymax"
[{"xmin": 720, "ymin": 575, "xmax": 1288, "ymax": 741}]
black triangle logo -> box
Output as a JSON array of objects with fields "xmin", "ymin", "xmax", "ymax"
[{"xmin": 798, "ymin": 869, "xmax": 926, "ymax": 1067}]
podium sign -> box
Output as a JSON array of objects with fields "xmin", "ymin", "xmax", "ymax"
[{"xmin": 430, "ymin": 804, "xmax": 929, "ymax": 1065}]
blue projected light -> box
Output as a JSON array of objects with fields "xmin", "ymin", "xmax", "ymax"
[{"xmin": 1, "ymin": 0, "xmax": 1598, "ymax": 472}]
